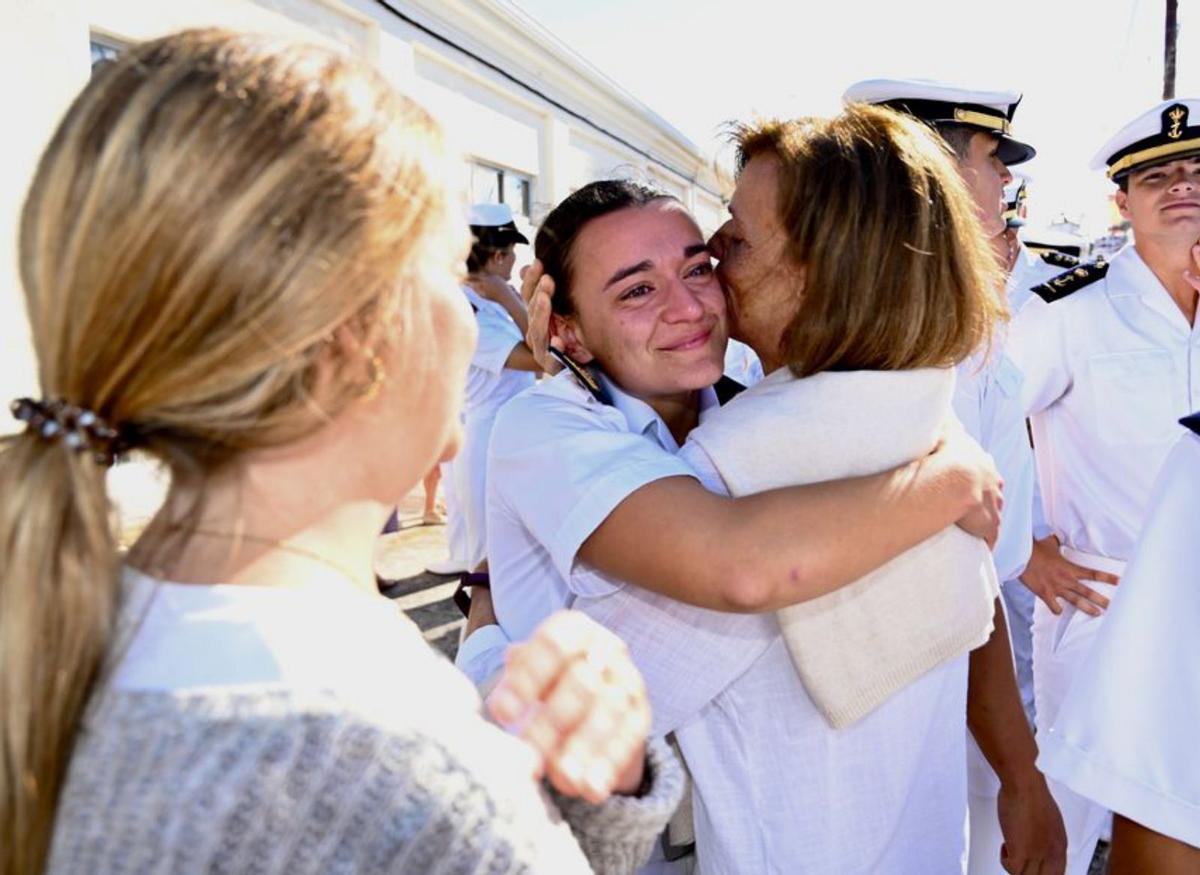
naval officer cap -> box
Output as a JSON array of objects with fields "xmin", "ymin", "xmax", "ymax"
[
  {"xmin": 842, "ymin": 78, "xmax": 1036, "ymax": 166},
  {"xmin": 1092, "ymin": 98, "xmax": 1200, "ymax": 180},
  {"xmin": 467, "ymin": 202, "xmax": 529, "ymax": 246}
]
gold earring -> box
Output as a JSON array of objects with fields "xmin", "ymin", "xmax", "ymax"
[{"xmin": 360, "ymin": 352, "xmax": 386, "ymax": 401}]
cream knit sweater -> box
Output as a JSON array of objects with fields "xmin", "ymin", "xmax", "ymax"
[
  {"xmin": 46, "ymin": 572, "xmax": 683, "ymax": 873},
  {"xmin": 687, "ymin": 366, "xmax": 999, "ymax": 728}
]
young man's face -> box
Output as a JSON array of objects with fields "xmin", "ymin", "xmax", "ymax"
[
  {"xmin": 557, "ymin": 201, "xmax": 728, "ymax": 401},
  {"xmin": 1116, "ymin": 156, "xmax": 1200, "ymax": 243},
  {"xmin": 957, "ymin": 131, "xmax": 1013, "ymax": 238}
]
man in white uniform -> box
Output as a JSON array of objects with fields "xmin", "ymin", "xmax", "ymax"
[
  {"xmin": 843, "ymin": 79, "xmax": 1066, "ymax": 875},
  {"xmin": 1007, "ymin": 97, "xmax": 1200, "ymax": 874}
]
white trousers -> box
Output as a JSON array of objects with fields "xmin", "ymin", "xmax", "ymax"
[
  {"xmin": 1032, "ymin": 548, "xmax": 1124, "ymax": 875},
  {"xmin": 439, "ymin": 456, "xmax": 470, "ymax": 564}
]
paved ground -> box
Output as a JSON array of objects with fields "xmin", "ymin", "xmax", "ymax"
[{"xmin": 375, "ymin": 487, "xmax": 464, "ymax": 660}]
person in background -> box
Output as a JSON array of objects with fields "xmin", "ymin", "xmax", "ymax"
[
  {"xmin": 1037, "ymin": 408, "xmax": 1200, "ymax": 874},
  {"xmin": 843, "ymin": 78, "xmax": 1066, "ymax": 875},
  {"xmin": 0, "ymin": 28, "xmax": 682, "ymax": 875},
  {"xmin": 1008, "ymin": 97, "xmax": 1200, "ymax": 875},
  {"xmin": 427, "ymin": 203, "xmax": 542, "ymax": 581}
]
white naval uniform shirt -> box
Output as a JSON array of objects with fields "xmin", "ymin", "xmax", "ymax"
[
  {"xmin": 1037, "ymin": 427, "xmax": 1200, "ymax": 849},
  {"xmin": 465, "ymin": 371, "xmax": 970, "ymax": 875},
  {"xmin": 461, "ymin": 286, "xmax": 536, "ymax": 422},
  {"xmin": 1007, "ymin": 244, "xmax": 1200, "ymax": 565},
  {"xmin": 456, "ymin": 286, "xmax": 536, "ymax": 566}
]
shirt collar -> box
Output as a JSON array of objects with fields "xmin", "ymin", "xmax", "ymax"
[
  {"xmin": 596, "ymin": 372, "xmax": 719, "ymax": 453},
  {"xmin": 1112, "ymin": 245, "xmax": 1194, "ymax": 329}
]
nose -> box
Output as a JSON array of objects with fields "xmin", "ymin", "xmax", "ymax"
[
  {"xmin": 1168, "ymin": 168, "xmax": 1197, "ymax": 192},
  {"xmin": 997, "ymin": 158, "xmax": 1013, "ymax": 186},
  {"xmin": 662, "ymin": 275, "xmax": 706, "ymax": 322}
]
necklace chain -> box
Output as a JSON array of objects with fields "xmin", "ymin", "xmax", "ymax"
[{"xmin": 186, "ymin": 528, "xmax": 367, "ymax": 588}]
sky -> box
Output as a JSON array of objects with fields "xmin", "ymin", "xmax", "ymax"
[{"xmin": 513, "ymin": 0, "xmax": 1196, "ymax": 238}]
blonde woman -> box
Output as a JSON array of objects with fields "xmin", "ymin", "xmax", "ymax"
[{"xmin": 0, "ymin": 30, "xmax": 682, "ymax": 875}]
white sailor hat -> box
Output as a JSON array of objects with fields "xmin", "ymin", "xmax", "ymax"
[
  {"xmin": 1092, "ymin": 98, "xmax": 1200, "ymax": 180},
  {"xmin": 1003, "ymin": 177, "xmax": 1029, "ymax": 227},
  {"xmin": 467, "ymin": 202, "xmax": 529, "ymax": 246},
  {"xmin": 842, "ymin": 78, "xmax": 1036, "ymax": 166}
]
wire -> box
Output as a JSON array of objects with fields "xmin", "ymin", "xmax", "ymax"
[{"xmin": 372, "ymin": 0, "xmax": 721, "ymax": 199}]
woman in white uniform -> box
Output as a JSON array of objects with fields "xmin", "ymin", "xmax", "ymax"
[{"xmin": 454, "ymin": 204, "xmax": 542, "ymax": 571}]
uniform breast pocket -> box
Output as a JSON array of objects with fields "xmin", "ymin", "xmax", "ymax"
[{"xmin": 1087, "ymin": 349, "xmax": 1180, "ymax": 445}]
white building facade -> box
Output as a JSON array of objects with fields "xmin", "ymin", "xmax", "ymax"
[{"xmin": 3, "ymin": 0, "xmax": 730, "ymax": 414}]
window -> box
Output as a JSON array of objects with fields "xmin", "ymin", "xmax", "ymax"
[{"xmin": 469, "ymin": 161, "xmax": 533, "ymax": 218}]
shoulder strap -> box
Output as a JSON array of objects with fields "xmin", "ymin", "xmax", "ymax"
[
  {"xmin": 1031, "ymin": 258, "xmax": 1109, "ymax": 304},
  {"xmin": 714, "ymin": 375, "xmax": 747, "ymax": 406},
  {"xmin": 1038, "ymin": 250, "xmax": 1080, "ymax": 269}
]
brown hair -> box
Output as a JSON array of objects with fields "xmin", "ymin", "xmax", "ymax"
[
  {"xmin": 1, "ymin": 29, "xmax": 454, "ymax": 872},
  {"xmin": 736, "ymin": 104, "xmax": 1004, "ymax": 378}
]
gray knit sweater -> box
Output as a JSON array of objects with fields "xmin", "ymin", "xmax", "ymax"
[{"xmin": 46, "ymin": 573, "xmax": 683, "ymax": 873}]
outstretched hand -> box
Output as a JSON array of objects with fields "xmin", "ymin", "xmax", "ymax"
[{"xmin": 487, "ymin": 611, "xmax": 649, "ymax": 803}]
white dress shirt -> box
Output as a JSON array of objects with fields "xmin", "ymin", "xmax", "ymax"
[
  {"xmin": 1037, "ymin": 427, "xmax": 1200, "ymax": 849},
  {"xmin": 1007, "ymin": 244, "xmax": 1200, "ymax": 564},
  {"xmin": 466, "ymin": 370, "xmax": 970, "ymax": 874}
]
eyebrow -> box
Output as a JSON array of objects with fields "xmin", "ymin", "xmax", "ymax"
[{"xmin": 603, "ymin": 244, "xmax": 711, "ymax": 289}]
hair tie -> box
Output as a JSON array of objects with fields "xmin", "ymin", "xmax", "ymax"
[{"xmin": 10, "ymin": 397, "xmax": 136, "ymax": 467}]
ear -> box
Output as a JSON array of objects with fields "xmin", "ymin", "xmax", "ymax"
[
  {"xmin": 553, "ymin": 314, "xmax": 595, "ymax": 364},
  {"xmin": 1114, "ymin": 187, "xmax": 1132, "ymax": 222}
]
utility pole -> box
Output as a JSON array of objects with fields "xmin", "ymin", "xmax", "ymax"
[{"xmin": 1164, "ymin": 0, "xmax": 1179, "ymax": 99}]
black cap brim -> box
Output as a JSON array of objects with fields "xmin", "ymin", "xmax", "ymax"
[
  {"xmin": 996, "ymin": 135, "xmax": 1036, "ymax": 166},
  {"xmin": 470, "ymin": 222, "xmax": 529, "ymax": 247}
]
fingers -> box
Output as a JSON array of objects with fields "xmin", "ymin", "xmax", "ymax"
[
  {"xmin": 520, "ymin": 259, "xmax": 544, "ymax": 306},
  {"xmin": 486, "ymin": 611, "xmax": 651, "ymax": 803},
  {"xmin": 487, "ymin": 611, "xmax": 592, "ymax": 725}
]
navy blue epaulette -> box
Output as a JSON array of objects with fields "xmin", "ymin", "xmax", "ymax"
[
  {"xmin": 1031, "ymin": 258, "xmax": 1108, "ymax": 304},
  {"xmin": 1038, "ymin": 250, "xmax": 1080, "ymax": 269},
  {"xmin": 1181, "ymin": 410, "xmax": 1200, "ymax": 436}
]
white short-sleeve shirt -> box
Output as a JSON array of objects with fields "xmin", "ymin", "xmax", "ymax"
[
  {"xmin": 1007, "ymin": 244, "xmax": 1200, "ymax": 563},
  {"xmin": 468, "ymin": 370, "xmax": 970, "ymax": 874},
  {"xmin": 461, "ymin": 285, "xmax": 536, "ymax": 422}
]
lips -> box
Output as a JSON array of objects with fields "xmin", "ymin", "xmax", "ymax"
[
  {"xmin": 662, "ymin": 327, "xmax": 713, "ymax": 352},
  {"xmin": 1163, "ymin": 200, "xmax": 1200, "ymax": 211}
]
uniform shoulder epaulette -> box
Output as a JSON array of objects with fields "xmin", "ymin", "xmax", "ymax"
[
  {"xmin": 1031, "ymin": 258, "xmax": 1109, "ymax": 304},
  {"xmin": 1181, "ymin": 410, "xmax": 1200, "ymax": 436},
  {"xmin": 1038, "ymin": 250, "xmax": 1080, "ymax": 269}
]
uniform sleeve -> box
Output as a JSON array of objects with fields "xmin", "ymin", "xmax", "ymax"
[
  {"xmin": 472, "ymin": 307, "xmax": 523, "ymax": 375},
  {"xmin": 1006, "ymin": 296, "xmax": 1072, "ymax": 416},
  {"xmin": 487, "ymin": 387, "xmax": 697, "ymax": 588},
  {"xmin": 455, "ymin": 624, "xmax": 511, "ymax": 690}
]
